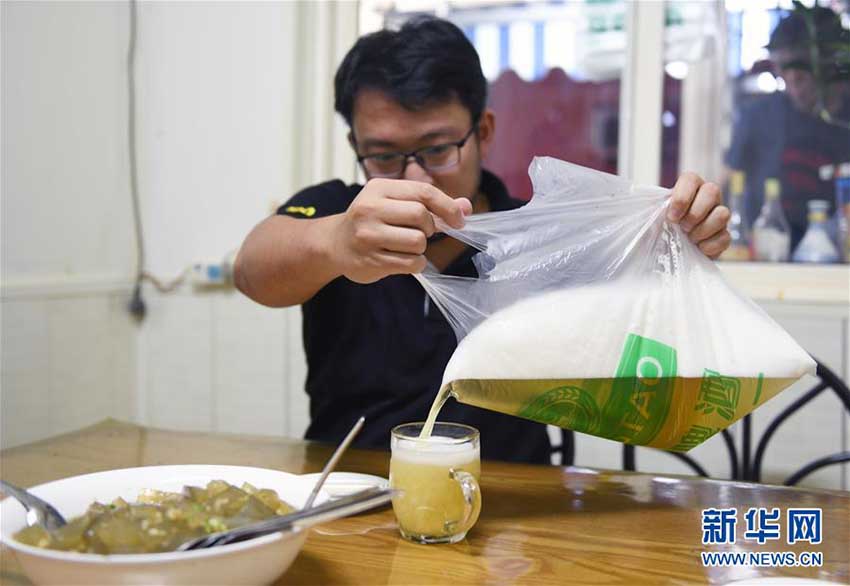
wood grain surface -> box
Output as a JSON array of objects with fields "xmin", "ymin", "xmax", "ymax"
[{"xmin": 1, "ymin": 420, "xmax": 847, "ymax": 585}]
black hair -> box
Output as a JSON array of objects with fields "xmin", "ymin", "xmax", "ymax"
[
  {"xmin": 767, "ymin": 6, "xmax": 847, "ymax": 51},
  {"xmin": 768, "ymin": 6, "xmax": 849, "ymax": 82},
  {"xmin": 334, "ymin": 16, "xmax": 487, "ymax": 128}
]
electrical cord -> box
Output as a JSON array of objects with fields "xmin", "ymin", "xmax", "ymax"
[
  {"xmin": 126, "ymin": 0, "xmax": 147, "ymax": 321},
  {"xmin": 123, "ymin": 0, "xmax": 231, "ymax": 305},
  {"xmin": 141, "ymin": 268, "xmax": 191, "ymax": 293}
]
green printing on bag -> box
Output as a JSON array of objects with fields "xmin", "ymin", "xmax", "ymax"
[
  {"xmin": 517, "ymin": 384, "xmax": 602, "ymax": 434},
  {"xmin": 670, "ymin": 424, "xmax": 719, "ymax": 452},
  {"xmin": 694, "ymin": 369, "xmax": 741, "ymax": 421},
  {"xmin": 601, "ymin": 334, "xmax": 677, "ymax": 444}
]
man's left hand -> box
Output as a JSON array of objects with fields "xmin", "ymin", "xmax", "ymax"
[{"xmin": 666, "ymin": 172, "xmax": 732, "ymax": 259}]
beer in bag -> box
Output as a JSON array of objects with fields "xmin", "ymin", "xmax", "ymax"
[{"xmin": 415, "ymin": 157, "xmax": 815, "ymax": 450}]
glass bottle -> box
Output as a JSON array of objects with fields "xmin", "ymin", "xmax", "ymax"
[
  {"xmin": 752, "ymin": 178, "xmax": 790, "ymax": 262},
  {"xmin": 792, "ymin": 200, "xmax": 841, "ymax": 263},
  {"xmin": 719, "ymin": 171, "xmax": 751, "ymax": 261}
]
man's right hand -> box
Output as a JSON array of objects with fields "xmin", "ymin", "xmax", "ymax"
[{"xmin": 327, "ymin": 178, "xmax": 472, "ymax": 284}]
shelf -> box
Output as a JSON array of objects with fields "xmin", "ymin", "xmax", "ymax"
[{"xmin": 716, "ymin": 262, "xmax": 850, "ymax": 306}]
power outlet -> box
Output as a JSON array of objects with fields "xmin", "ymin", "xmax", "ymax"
[
  {"xmin": 192, "ymin": 261, "xmax": 227, "ymax": 286},
  {"xmin": 191, "ymin": 250, "xmax": 236, "ymax": 287}
]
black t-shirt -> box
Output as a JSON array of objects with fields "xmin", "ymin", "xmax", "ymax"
[
  {"xmin": 726, "ymin": 92, "xmax": 850, "ymax": 248},
  {"xmin": 277, "ymin": 171, "xmax": 552, "ymax": 464}
]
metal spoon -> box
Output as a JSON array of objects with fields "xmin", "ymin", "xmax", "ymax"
[
  {"xmin": 0, "ymin": 479, "xmax": 67, "ymax": 530},
  {"xmin": 304, "ymin": 415, "xmax": 365, "ymax": 509},
  {"xmin": 178, "ymin": 415, "xmax": 370, "ymax": 551}
]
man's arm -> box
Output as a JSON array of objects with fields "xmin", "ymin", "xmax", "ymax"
[
  {"xmin": 234, "ymin": 178, "xmax": 472, "ymax": 308},
  {"xmin": 234, "ymin": 213, "xmax": 342, "ymax": 308}
]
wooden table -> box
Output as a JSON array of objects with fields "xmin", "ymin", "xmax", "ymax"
[{"xmin": 1, "ymin": 420, "xmax": 848, "ymax": 585}]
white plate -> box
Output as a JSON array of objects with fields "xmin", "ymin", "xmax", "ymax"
[
  {"xmin": 0, "ymin": 465, "xmax": 330, "ymax": 586},
  {"xmin": 300, "ymin": 472, "xmax": 390, "ymax": 499},
  {"xmin": 724, "ymin": 578, "xmax": 845, "ymax": 585}
]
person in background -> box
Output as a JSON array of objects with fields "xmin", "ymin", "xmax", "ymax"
[
  {"xmin": 234, "ymin": 17, "xmax": 732, "ymax": 463},
  {"xmin": 726, "ymin": 5, "xmax": 850, "ymax": 249}
]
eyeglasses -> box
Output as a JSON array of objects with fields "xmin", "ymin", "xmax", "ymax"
[{"xmin": 355, "ymin": 126, "xmax": 477, "ymax": 179}]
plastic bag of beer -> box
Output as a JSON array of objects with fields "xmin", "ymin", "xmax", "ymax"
[{"xmin": 415, "ymin": 157, "xmax": 816, "ymax": 451}]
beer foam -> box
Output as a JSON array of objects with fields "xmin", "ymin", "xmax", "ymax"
[{"xmin": 394, "ymin": 436, "xmax": 479, "ymax": 467}]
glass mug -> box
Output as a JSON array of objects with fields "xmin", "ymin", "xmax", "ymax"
[{"xmin": 389, "ymin": 422, "xmax": 482, "ymax": 544}]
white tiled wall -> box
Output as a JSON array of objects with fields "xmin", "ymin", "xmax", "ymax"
[
  {"xmin": 0, "ymin": 284, "xmax": 310, "ymax": 450},
  {"xmin": 211, "ymin": 293, "xmax": 287, "ymax": 436},
  {"xmin": 50, "ymin": 296, "xmax": 135, "ymax": 436},
  {"xmin": 142, "ymin": 291, "xmax": 215, "ymax": 432},
  {"xmin": 1, "ymin": 292, "xmax": 136, "ymax": 447},
  {"xmin": 1, "ymin": 299, "xmax": 51, "ymax": 446},
  {"xmin": 136, "ymin": 287, "xmax": 309, "ymax": 439}
]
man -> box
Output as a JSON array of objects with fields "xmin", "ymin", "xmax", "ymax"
[
  {"xmin": 234, "ymin": 17, "xmax": 731, "ymax": 463},
  {"xmin": 726, "ymin": 6, "xmax": 850, "ymax": 248}
]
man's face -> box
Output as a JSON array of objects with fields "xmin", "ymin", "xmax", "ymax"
[
  {"xmin": 349, "ymin": 89, "xmax": 494, "ymax": 199},
  {"xmin": 772, "ymin": 48, "xmax": 818, "ymax": 114}
]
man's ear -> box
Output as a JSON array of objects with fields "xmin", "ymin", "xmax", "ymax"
[
  {"xmin": 347, "ymin": 130, "xmax": 356, "ymax": 150},
  {"xmin": 477, "ymin": 109, "xmax": 496, "ymax": 161}
]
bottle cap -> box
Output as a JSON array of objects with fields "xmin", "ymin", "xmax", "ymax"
[
  {"xmin": 819, "ymin": 164, "xmax": 835, "ymax": 181},
  {"xmin": 764, "ymin": 178, "xmax": 781, "ymax": 200},
  {"xmin": 807, "ymin": 199, "xmax": 830, "ymax": 222}
]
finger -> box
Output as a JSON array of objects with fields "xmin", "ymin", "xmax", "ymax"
[
  {"xmin": 456, "ymin": 197, "xmax": 473, "ymax": 217},
  {"xmin": 377, "ymin": 225, "xmax": 429, "ymax": 255},
  {"xmin": 667, "ymin": 172, "xmax": 702, "ymax": 223},
  {"xmin": 377, "ymin": 179, "xmax": 468, "ymax": 229},
  {"xmin": 680, "ymin": 181, "xmax": 723, "ymax": 234},
  {"xmin": 375, "ymin": 251, "xmax": 427, "ymax": 275},
  {"xmin": 698, "ymin": 230, "xmax": 732, "ymax": 260},
  {"xmin": 687, "ymin": 205, "xmax": 731, "ymax": 244},
  {"xmin": 378, "ymin": 200, "xmax": 437, "ymax": 237}
]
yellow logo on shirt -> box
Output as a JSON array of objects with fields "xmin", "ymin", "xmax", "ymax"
[{"xmin": 285, "ymin": 206, "xmax": 316, "ymax": 217}]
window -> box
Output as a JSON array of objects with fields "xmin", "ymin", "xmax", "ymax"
[
  {"xmin": 360, "ymin": 0, "xmax": 850, "ymax": 264},
  {"xmin": 663, "ymin": 0, "xmax": 850, "ymax": 264},
  {"xmin": 361, "ymin": 0, "xmax": 626, "ymax": 200}
]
